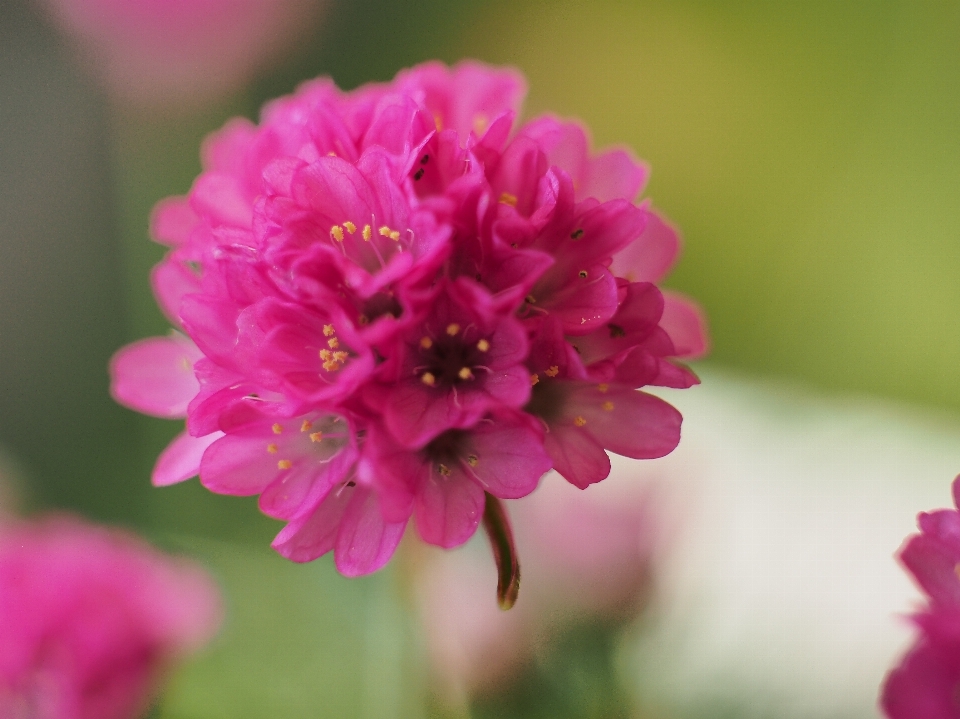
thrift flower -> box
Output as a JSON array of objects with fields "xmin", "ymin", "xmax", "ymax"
[
  {"xmin": 882, "ymin": 475, "xmax": 960, "ymax": 718},
  {"xmin": 0, "ymin": 516, "xmax": 221, "ymax": 719},
  {"xmin": 110, "ymin": 60, "xmax": 707, "ymax": 596},
  {"xmin": 37, "ymin": 0, "xmax": 322, "ymax": 107}
]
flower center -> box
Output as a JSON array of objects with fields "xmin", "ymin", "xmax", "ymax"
[{"xmin": 416, "ymin": 324, "xmax": 491, "ymax": 388}]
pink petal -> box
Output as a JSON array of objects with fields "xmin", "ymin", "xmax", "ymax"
[
  {"xmin": 200, "ymin": 432, "xmax": 285, "ymax": 497},
  {"xmin": 582, "ymin": 149, "xmax": 649, "ymax": 202},
  {"xmin": 190, "ymin": 171, "xmax": 252, "ymax": 229},
  {"xmin": 574, "ymin": 385, "xmax": 682, "ymax": 460},
  {"xmin": 466, "ymin": 420, "xmax": 551, "ymax": 499},
  {"xmin": 151, "ymin": 258, "xmax": 200, "ymax": 328},
  {"xmin": 109, "ymin": 335, "xmax": 201, "ymax": 418},
  {"xmin": 335, "ymin": 488, "xmax": 406, "ymax": 576},
  {"xmin": 414, "ymin": 469, "xmax": 485, "ymax": 548},
  {"xmin": 153, "ymin": 430, "xmax": 222, "ymax": 487},
  {"xmin": 544, "ymin": 423, "xmax": 611, "ymax": 489},
  {"xmin": 272, "ymin": 487, "xmax": 350, "ymax": 563},
  {"xmin": 660, "ymin": 291, "xmax": 710, "ymax": 360},
  {"xmin": 150, "ymin": 196, "xmax": 197, "ymax": 247},
  {"xmin": 610, "ymin": 210, "xmax": 680, "ymax": 284}
]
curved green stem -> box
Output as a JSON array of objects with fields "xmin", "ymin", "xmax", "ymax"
[{"xmin": 482, "ymin": 493, "xmax": 520, "ymax": 610}]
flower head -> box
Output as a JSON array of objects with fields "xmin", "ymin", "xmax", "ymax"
[
  {"xmin": 0, "ymin": 516, "xmax": 220, "ymax": 719},
  {"xmin": 109, "ymin": 61, "xmax": 707, "ymax": 588}
]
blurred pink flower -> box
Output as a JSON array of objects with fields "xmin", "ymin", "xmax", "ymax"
[
  {"xmin": 0, "ymin": 516, "xmax": 221, "ymax": 719},
  {"xmin": 37, "ymin": 0, "xmax": 324, "ymax": 107},
  {"xmin": 882, "ymin": 475, "xmax": 960, "ymax": 718},
  {"xmin": 416, "ymin": 470, "xmax": 669, "ymax": 702}
]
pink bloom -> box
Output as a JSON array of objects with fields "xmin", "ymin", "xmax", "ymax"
[
  {"xmin": 37, "ymin": 0, "xmax": 323, "ymax": 108},
  {"xmin": 109, "ymin": 61, "xmax": 707, "ymax": 583},
  {"xmin": 0, "ymin": 516, "xmax": 220, "ymax": 719},
  {"xmin": 416, "ymin": 470, "xmax": 666, "ymax": 702},
  {"xmin": 882, "ymin": 476, "xmax": 960, "ymax": 717}
]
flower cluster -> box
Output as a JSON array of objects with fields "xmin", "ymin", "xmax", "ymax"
[
  {"xmin": 882, "ymin": 476, "xmax": 960, "ymax": 718},
  {"xmin": 0, "ymin": 516, "xmax": 220, "ymax": 719},
  {"xmin": 110, "ymin": 61, "xmax": 707, "ymax": 578}
]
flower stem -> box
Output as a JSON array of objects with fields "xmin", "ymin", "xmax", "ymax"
[{"xmin": 482, "ymin": 493, "xmax": 520, "ymax": 610}]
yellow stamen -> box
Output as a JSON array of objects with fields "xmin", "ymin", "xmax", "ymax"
[
  {"xmin": 267, "ymin": 443, "xmax": 278, "ymax": 454},
  {"xmin": 330, "ymin": 225, "xmax": 345, "ymax": 242},
  {"xmin": 545, "ymin": 365, "xmax": 559, "ymax": 378},
  {"xmin": 301, "ymin": 420, "xmax": 313, "ymax": 432},
  {"xmin": 420, "ymin": 336, "xmax": 433, "ymax": 349},
  {"xmin": 438, "ymin": 463, "xmax": 451, "ymax": 476},
  {"xmin": 421, "ymin": 372, "xmax": 436, "ymax": 387},
  {"xmin": 472, "ymin": 114, "xmax": 488, "ymax": 135},
  {"xmin": 310, "ymin": 432, "xmax": 323, "ymax": 443},
  {"xmin": 574, "ymin": 416, "xmax": 587, "ymax": 427},
  {"xmin": 458, "ymin": 367, "xmax": 474, "ymax": 380},
  {"xmin": 499, "ymin": 192, "xmax": 518, "ymax": 206},
  {"xmin": 278, "ymin": 459, "xmax": 292, "ymax": 470},
  {"xmin": 446, "ymin": 323, "xmax": 460, "ymax": 336},
  {"xmin": 525, "ymin": 294, "xmax": 537, "ymax": 304},
  {"xmin": 327, "ymin": 337, "xmax": 340, "ymax": 349},
  {"xmin": 323, "ymin": 360, "xmax": 341, "ymax": 372},
  {"xmin": 362, "ymin": 225, "xmax": 372, "ymax": 241},
  {"xmin": 467, "ymin": 454, "xmax": 479, "ymax": 467},
  {"xmin": 272, "ymin": 423, "xmax": 283, "ymax": 434},
  {"xmin": 343, "ymin": 221, "xmax": 357, "ymax": 234},
  {"xmin": 332, "ymin": 351, "xmax": 348, "ymax": 362},
  {"xmin": 530, "ymin": 373, "xmax": 539, "ymax": 386},
  {"xmin": 378, "ymin": 226, "xmax": 391, "ymax": 237},
  {"xmin": 598, "ymin": 383, "xmax": 609, "ymax": 393},
  {"xmin": 602, "ymin": 401, "xmax": 615, "ymax": 412},
  {"xmin": 389, "ymin": 230, "xmax": 400, "ymax": 241},
  {"xmin": 323, "ymin": 324, "xmax": 335, "ymax": 337},
  {"xmin": 433, "ymin": 114, "xmax": 443, "ymax": 131},
  {"xmin": 476, "ymin": 339, "xmax": 490, "ymax": 352},
  {"xmin": 319, "ymin": 349, "xmax": 332, "ymax": 361}
]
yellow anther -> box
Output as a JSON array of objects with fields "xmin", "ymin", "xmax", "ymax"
[
  {"xmin": 421, "ymin": 372, "xmax": 436, "ymax": 386},
  {"xmin": 319, "ymin": 349, "xmax": 332, "ymax": 361},
  {"xmin": 433, "ymin": 113, "xmax": 443, "ymax": 131},
  {"xmin": 530, "ymin": 373, "xmax": 539, "ymax": 386},
  {"xmin": 574, "ymin": 416, "xmax": 587, "ymax": 427},
  {"xmin": 499, "ymin": 192, "xmax": 518, "ymax": 207},
  {"xmin": 323, "ymin": 324, "xmax": 335, "ymax": 337},
  {"xmin": 420, "ymin": 336, "xmax": 433, "ymax": 349},
  {"xmin": 277, "ymin": 459, "xmax": 292, "ymax": 470},
  {"xmin": 362, "ymin": 225, "xmax": 372, "ymax": 241},
  {"xmin": 467, "ymin": 454, "xmax": 479, "ymax": 467},
  {"xmin": 545, "ymin": 365, "xmax": 559, "ymax": 378},
  {"xmin": 301, "ymin": 420, "xmax": 313, "ymax": 432},
  {"xmin": 578, "ymin": 270, "xmax": 588, "ymax": 279},
  {"xmin": 389, "ymin": 230, "xmax": 400, "ymax": 241},
  {"xmin": 458, "ymin": 367, "xmax": 474, "ymax": 380},
  {"xmin": 332, "ymin": 351, "xmax": 348, "ymax": 362},
  {"xmin": 327, "ymin": 337, "xmax": 340, "ymax": 349},
  {"xmin": 331, "ymin": 225, "xmax": 345, "ymax": 242},
  {"xmin": 323, "ymin": 360, "xmax": 341, "ymax": 372},
  {"xmin": 598, "ymin": 383, "xmax": 609, "ymax": 393},
  {"xmin": 525, "ymin": 294, "xmax": 537, "ymax": 304},
  {"xmin": 446, "ymin": 323, "xmax": 460, "ymax": 336},
  {"xmin": 272, "ymin": 423, "xmax": 283, "ymax": 434},
  {"xmin": 438, "ymin": 463, "xmax": 451, "ymax": 476},
  {"xmin": 310, "ymin": 432, "xmax": 324, "ymax": 443},
  {"xmin": 476, "ymin": 339, "xmax": 490, "ymax": 352},
  {"xmin": 602, "ymin": 401, "xmax": 615, "ymax": 412},
  {"xmin": 472, "ymin": 114, "xmax": 488, "ymax": 135},
  {"xmin": 267, "ymin": 443, "xmax": 278, "ymax": 454},
  {"xmin": 343, "ymin": 221, "xmax": 357, "ymax": 234},
  {"xmin": 378, "ymin": 226, "xmax": 392, "ymax": 237}
]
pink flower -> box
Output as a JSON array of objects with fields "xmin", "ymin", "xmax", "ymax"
[
  {"xmin": 882, "ymin": 476, "xmax": 960, "ymax": 717},
  {"xmin": 109, "ymin": 61, "xmax": 707, "ymax": 587},
  {"xmin": 416, "ymin": 470, "xmax": 666, "ymax": 702},
  {"xmin": 0, "ymin": 516, "xmax": 221, "ymax": 719},
  {"xmin": 37, "ymin": 0, "xmax": 323, "ymax": 108}
]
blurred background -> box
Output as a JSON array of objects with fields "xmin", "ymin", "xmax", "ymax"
[{"xmin": 2, "ymin": 0, "xmax": 960, "ymax": 717}]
